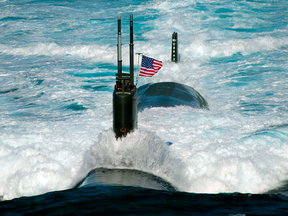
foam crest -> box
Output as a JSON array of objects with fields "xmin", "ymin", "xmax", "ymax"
[
  {"xmin": 0, "ymin": 43, "xmax": 116, "ymax": 63},
  {"xmin": 0, "ymin": 42, "xmax": 147, "ymax": 67},
  {"xmin": 0, "ymin": 137, "xmax": 81, "ymax": 200},
  {"xmin": 147, "ymin": 0, "xmax": 196, "ymax": 12},
  {"xmin": 76, "ymin": 130, "xmax": 187, "ymax": 190},
  {"xmin": 0, "ymin": 115, "xmax": 110, "ymax": 200},
  {"xmin": 138, "ymin": 23, "xmax": 288, "ymax": 60},
  {"xmin": 184, "ymin": 36, "xmax": 288, "ymax": 59},
  {"xmin": 138, "ymin": 107, "xmax": 288, "ymax": 193}
]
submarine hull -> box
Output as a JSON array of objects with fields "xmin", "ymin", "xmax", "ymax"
[
  {"xmin": 76, "ymin": 168, "xmax": 176, "ymax": 192},
  {"xmin": 138, "ymin": 82, "xmax": 208, "ymax": 111}
]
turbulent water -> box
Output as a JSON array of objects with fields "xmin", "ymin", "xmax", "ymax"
[{"xmin": 1, "ymin": 0, "xmax": 288, "ymax": 214}]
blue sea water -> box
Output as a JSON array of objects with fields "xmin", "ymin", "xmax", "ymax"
[{"xmin": 1, "ymin": 0, "xmax": 288, "ymax": 214}]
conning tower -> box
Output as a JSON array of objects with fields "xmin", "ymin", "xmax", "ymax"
[{"xmin": 113, "ymin": 15, "xmax": 137, "ymax": 139}]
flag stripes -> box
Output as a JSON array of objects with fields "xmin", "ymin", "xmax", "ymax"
[{"xmin": 139, "ymin": 55, "xmax": 162, "ymax": 77}]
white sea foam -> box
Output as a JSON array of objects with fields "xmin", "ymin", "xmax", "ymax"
[
  {"xmin": 2, "ymin": 105, "xmax": 288, "ymax": 200},
  {"xmin": 0, "ymin": 43, "xmax": 116, "ymax": 63},
  {"xmin": 138, "ymin": 107, "xmax": 288, "ymax": 193},
  {"xmin": 1, "ymin": 33, "xmax": 286, "ymax": 69},
  {"xmin": 75, "ymin": 130, "xmax": 186, "ymax": 189},
  {"xmin": 74, "ymin": 112, "xmax": 288, "ymax": 194},
  {"xmin": 182, "ymin": 36, "xmax": 288, "ymax": 59}
]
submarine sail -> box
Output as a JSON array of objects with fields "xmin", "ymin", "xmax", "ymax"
[{"xmin": 113, "ymin": 15, "xmax": 138, "ymax": 139}]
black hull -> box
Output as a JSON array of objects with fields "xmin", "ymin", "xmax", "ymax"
[
  {"xmin": 75, "ymin": 167, "xmax": 176, "ymax": 192},
  {"xmin": 138, "ymin": 82, "xmax": 208, "ymax": 111}
]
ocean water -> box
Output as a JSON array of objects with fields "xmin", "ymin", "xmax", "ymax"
[{"xmin": 1, "ymin": 0, "xmax": 288, "ymax": 214}]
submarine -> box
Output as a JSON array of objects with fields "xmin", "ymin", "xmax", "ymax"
[
  {"xmin": 113, "ymin": 15, "xmax": 208, "ymax": 138},
  {"xmin": 76, "ymin": 15, "xmax": 208, "ymax": 192}
]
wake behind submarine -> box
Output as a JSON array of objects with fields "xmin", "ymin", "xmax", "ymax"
[{"xmin": 76, "ymin": 15, "xmax": 208, "ymax": 192}]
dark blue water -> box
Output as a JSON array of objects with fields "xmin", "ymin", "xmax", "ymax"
[{"xmin": 1, "ymin": 185, "xmax": 288, "ymax": 215}]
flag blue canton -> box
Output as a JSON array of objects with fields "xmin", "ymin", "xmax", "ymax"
[
  {"xmin": 141, "ymin": 56, "xmax": 154, "ymax": 69},
  {"xmin": 139, "ymin": 55, "xmax": 162, "ymax": 77}
]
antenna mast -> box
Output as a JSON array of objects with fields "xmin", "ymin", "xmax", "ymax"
[
  {"xmin": 129, "ymin": 14, "xmax": 134, "ymax": 85},
  {"xmin": 171, "ymin": 32, "xmax": 178, "ymax": 63},
  {"xmin": 117, "ymin": 15, "xmax": 122, "ymax": 74}
]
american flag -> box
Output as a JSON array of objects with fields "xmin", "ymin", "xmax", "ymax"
[{"xmin": 139, "ymin": 55, "xmax": 162, "ymax": 77}]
